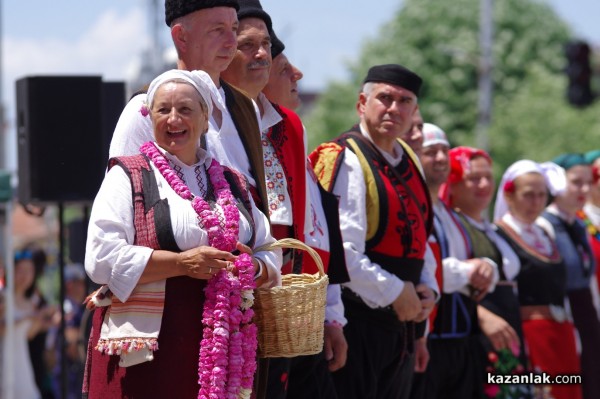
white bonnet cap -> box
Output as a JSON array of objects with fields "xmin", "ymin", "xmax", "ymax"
[
  {"xmin": 493, "ymin": 160, "xmax": 566, "ymax": 221},
  {"xmin": 422, "ymin": 123, "xmax": 450, "ymax": 148},
  {"xmin": 145, "ymin": 69, "xmax": 226, "ymax": 116}
]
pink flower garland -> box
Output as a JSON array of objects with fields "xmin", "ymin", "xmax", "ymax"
[{"xmin": 140, "ymin": 142, "xmax": 257, "ymax": 399}]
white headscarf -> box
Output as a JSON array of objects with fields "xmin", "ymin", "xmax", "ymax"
[
  {"xmin": 422, "ymin": 122, "xmax": 450, "ymax": 148},
  {"xmin": 145, "ymin": 69, "xmax": 226, "ymax": 116},
  {"xmin": 493, "ymin": 160, "xmax": 567, "ymax": 221}
]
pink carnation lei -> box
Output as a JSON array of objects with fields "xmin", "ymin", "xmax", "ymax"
[{"xmin": 141, "ymin": 142, "xmax": 257, "ymax": 399}]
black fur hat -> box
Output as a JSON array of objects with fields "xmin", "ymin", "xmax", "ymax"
[
  {"xmin": 237, "ymin": 0, "xmax": 272, "ymax": 33},
  {"xmin": 165, "ymin": 0, "xmax": 240, "ymax": 26}
]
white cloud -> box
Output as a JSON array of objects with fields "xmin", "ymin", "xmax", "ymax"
[{"xmin": 2, "ymin": 7, "xmax": 148, "ymax": 169}]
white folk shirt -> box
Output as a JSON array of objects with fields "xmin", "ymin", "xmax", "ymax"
[
  {"xmin": 85, "ymin": 145, "xmax": 282, "ymax": 303},
  {"xmin": 306, "ymin": 160, "xmax": 346, "ymax": 325},
  {"xmin": 433, "ymin": 201, "xmax": 500, "ymax": 294},
  {"xmin": 331, "ymin": 124, "xmax": 439, "ymax": 309}
]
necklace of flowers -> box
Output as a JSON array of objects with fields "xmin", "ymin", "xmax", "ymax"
[
  {"xmin": 576, "ymin": 210, "xmax": 600, "ymax": 241},
  {"xmin": 140, "ymin": 142, "xmax": 257, "ymax": 399}
]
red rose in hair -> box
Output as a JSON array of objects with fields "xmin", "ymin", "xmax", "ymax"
[{"xmin": 503, "ymin": 180, "xmax": 515, "ymax": 193}]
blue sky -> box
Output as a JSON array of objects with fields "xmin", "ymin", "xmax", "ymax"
[{"xmin": 2, "ymin": 0, "xmax": 599, "ymax": 168}]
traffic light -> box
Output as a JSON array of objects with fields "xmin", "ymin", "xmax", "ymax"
[{"xmin": 565, "ymin": 40, "xmax": 593, "ymax": 107}]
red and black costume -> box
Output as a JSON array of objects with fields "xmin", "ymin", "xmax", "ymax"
[{"xmin": 310, "ymin": 127, "xmax": 432, "ymax": 399}]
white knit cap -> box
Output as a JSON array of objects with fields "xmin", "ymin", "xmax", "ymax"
[
  {"xmin": 422, "ymin": 123, "xmax": 450, "ymax": 148},
  {"xmin": 145, "ymin": 69, "xmax": 226, "ymax": 116},
  {"xmin": 493, "ymin": 160, "xmax": 567, "ymax": 221}
]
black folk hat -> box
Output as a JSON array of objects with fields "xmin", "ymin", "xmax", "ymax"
[
  {"xmin": 237, "ymin": 0, "xmax": 273, "ymax": 32},
  {"xmin": 165, "ymin": 0, "xmax": 240, "ymax": 26},
  {"xmin": 363, "ymin": 64, "xmax": 423, "ymax": 97},
  {"xmin": 270, "ymin": 29, "xmax": 285, "ymax": 59},
  {"xmin": 238, "ymin": 0, "xmax": 284, "ymax": 58}
]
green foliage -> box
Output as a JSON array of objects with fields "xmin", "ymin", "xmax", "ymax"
[
  {"xmin": 490, "ymin": 64, "xmax": 600, "ymax": 175},
  {"xmin": 305, "ymin": 0, "xmax": 600, "ymax": 173},
  {"xmin": 305, "ymin": 81, "xmax": 359, "ymax": 148}
]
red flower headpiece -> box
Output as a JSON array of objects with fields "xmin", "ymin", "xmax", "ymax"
[
  {"xmin": 503, "ymin": 180, "xmax": 515, "ymax": 193},
  {"xmin": 439, "ymin": 146, "xmax": 492, "ymax": 205}
]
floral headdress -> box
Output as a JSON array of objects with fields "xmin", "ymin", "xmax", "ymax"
[{"xmin": 439, "ymin": 146, "xmax": 491, "ymax": 205}]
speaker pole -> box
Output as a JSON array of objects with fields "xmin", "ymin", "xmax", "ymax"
[
  {"xmin": 82, "ymin": 205, "xmax": 90, "ymax": 293},
  {"xmin": 58, "ymin": 202, "xmax": 67, "ymax": 399}
]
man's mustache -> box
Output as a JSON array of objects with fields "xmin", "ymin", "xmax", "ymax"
[{"xmin": 248, "ymin": 60, "xmax": 270, "ymax": 69}]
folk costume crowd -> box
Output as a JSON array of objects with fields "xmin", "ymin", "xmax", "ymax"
[{"xmin": 55, "ymin": 1, "xmax": 599, "ymax": 399}]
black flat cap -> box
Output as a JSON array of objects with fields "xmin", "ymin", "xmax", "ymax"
[{"xmin": 363, "ymin": 64, "xmax": 422, "ymax": 97}]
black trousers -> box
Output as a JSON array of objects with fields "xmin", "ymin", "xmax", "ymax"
[
  {"xmin": 331, "ymin": 315, "xmax": 414, "ymax": 399},
  {"xmin": 265, "ymin": 351, "xmax": 338, "ymax": 399},
  {"xmin": 410, "ymin": 336, "xmax": 484, "ymax": 399}
]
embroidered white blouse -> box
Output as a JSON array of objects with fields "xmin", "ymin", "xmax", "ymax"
[
  {"xmin": 257, "ymin": 95, "xmax": 346, "ymax": 325},
  {"xmin": 501, "ymin": 213, "xmax": 554, "ymax": 257},
  {"xmin": 85, "ymin": 145, "xmax": 282, "ymax": 303},
  {"xmin": 256, "ymin": 93, "xmax": 292, "ymax": 226}
]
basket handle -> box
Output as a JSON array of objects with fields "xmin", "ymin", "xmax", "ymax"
[{"xmin": 253, "ymin": 238, "xmax": 325, "ymax": 277}]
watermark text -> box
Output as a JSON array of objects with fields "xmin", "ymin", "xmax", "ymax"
[{"xmin": 487, "ymin": 373, "xmax": 581, "ymax": 385}]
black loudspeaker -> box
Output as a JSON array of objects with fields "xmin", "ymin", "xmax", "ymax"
[
  {"xmin": 16, "ymin": 76, "xmax": 124, "ymax": 204},
  {"xmin": 101, "ymin": 81, "xmax": 126, "ymax": 164}
]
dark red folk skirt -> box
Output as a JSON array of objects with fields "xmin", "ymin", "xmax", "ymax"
[{"xmin": 83, "ymin": 276, "xmax": 207, "ymax": 399}]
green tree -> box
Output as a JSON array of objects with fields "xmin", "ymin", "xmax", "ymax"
[{"xmin": 305, "ymin": 0, "xmax": 600, "ymax": 172}]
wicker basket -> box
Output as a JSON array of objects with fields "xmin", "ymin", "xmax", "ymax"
[{"xmin": 253, "ymin": 238, "xmax": 329, "ymax": 358}]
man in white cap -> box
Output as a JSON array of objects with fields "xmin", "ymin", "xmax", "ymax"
[{"xmin": 411, "ymin": 122, "xmax": 498, "ymax": 399}]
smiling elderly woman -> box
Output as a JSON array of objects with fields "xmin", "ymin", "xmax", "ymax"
[{"xmin": 82, "ymin": 69, "xmax": 281, "ymax": 399}]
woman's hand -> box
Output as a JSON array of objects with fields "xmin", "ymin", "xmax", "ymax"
[
  {"xmin": 466, "ymin": 258, "xmax": 494, "ymax": 301},
  {"xmin": 477, "ymin": 305, "xmax": 519, "ymax": 351},
  {"xmin": 177, "ymin": 246, "xmax": 236, "ymax": 279}
]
